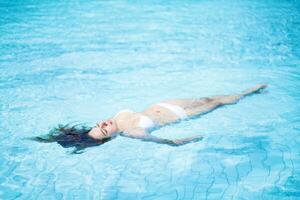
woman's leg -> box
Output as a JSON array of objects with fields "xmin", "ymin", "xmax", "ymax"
[{"xmin": 164, "ymin": 84, "xmax": 267, "ymax": 117}]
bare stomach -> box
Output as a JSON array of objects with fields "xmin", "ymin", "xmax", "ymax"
[{"xmin": 141, "ymin": 98, "xmax": 214, "ymax": 125}]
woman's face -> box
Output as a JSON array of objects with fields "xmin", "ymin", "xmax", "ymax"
[{"xmin": 88, "ymin": 119, "xmax": 118, "ymax": 140}]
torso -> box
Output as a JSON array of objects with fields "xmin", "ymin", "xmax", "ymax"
[
  {"xmin": 113, "ymin": 102, "xmax": 188, "ymax": 133},
  {"xmin": 113, "ymin": 110, "xmax": 156, "ymax": 133}
]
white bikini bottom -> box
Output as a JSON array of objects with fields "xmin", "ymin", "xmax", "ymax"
[
  {"xmin": 156, "ymin": 103, "xmax": 188, "ymax": 119},
  {"xmin": 114, "ymin": 103, "xmax": 187, "ymax": 131}
]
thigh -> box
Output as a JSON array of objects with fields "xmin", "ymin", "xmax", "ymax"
[
  {"xmin": 184, "ymin": 102, "xmax": 220, "ymax": 116},
  {"xmin": 163, "ymin": 97, "xmax": 222, "ymax": 117},
  {"xmin": 209, "ymin": 94, "xmax": 241, "ymax": 105}
]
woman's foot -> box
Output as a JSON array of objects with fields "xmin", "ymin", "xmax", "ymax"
[{"xmin": 243, "ymin": 84, "xmax": 268, "ymax": 96}]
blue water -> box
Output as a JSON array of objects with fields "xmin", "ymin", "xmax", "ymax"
[{"xmin": 1, "ymin": 0, "xmax": 300, "ymax": 199}]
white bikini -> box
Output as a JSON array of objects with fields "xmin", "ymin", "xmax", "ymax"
[
  {"xmin": 156, "ymin": 103, "xmax": 188, "ymax": 119},
  {"xmin": 114, "ymin": 109, "xmax": 155, "ymax": 130},
  {"xmin": 114, "ymin": 103, "xmax": 187, "ymax": 131}
]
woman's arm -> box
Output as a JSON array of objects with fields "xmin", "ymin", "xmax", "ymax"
[{"xmin": 122, "ymin": 129, "xmax": 203, "ymax": 146}]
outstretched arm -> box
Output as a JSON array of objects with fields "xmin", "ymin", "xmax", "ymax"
[{"xmin": 122, "ymin": 129, "xmax": 203, "ymax": 146}]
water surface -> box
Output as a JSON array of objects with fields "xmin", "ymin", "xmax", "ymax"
[{"xmin": 1, "ymin": 0, "xmax": 300, "ymax": 199}]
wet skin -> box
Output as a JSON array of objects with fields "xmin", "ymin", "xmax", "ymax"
[{"xmin": 87, "ymin": 84, "xmax": 267, "ymax": 146}]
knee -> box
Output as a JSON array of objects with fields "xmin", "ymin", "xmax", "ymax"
[{"xmin": 203, "ymin": 97, "xmax": 213, "ymax": 103}]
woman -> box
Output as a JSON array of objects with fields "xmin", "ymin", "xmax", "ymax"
[{"xmin": 33, "ymin": 84, "xmax": 267, "ymax": 153}]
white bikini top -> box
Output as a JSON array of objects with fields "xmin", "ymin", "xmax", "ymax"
[
  {"xmin": 114, "ymin": 109, "xmax": 155, "ymax": 130},
  {"xmin": 114, "ymin": 103, "xmax": 187, "ymax": 131}
]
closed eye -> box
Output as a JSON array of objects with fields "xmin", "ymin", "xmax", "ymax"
[{"xmin": 100, "ymin": 128, "xmax": 107, "ymax": 136}]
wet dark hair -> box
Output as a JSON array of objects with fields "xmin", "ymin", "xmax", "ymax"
[{"xmin": 30, "ymin": 124, "xmax": 111, "ymax": 154}]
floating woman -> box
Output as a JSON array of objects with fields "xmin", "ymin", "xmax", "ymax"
[{"xmin": 32, "ymin": 84, "xmax": 267, "ymax": 153}]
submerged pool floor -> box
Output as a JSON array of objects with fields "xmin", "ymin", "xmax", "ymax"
[{"xmin": 1, "ymin": 0, "xmax": 300, "ymax": 199}]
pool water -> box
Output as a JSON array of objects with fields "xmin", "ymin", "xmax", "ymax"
[{"xmin": 1, "ymin": 0, "xmax": 300, "ymax": 199}]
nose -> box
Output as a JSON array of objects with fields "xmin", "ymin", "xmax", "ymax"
[{"xmin": 101, "ymin": 122, "xmax": 108, "ymax": 128}]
